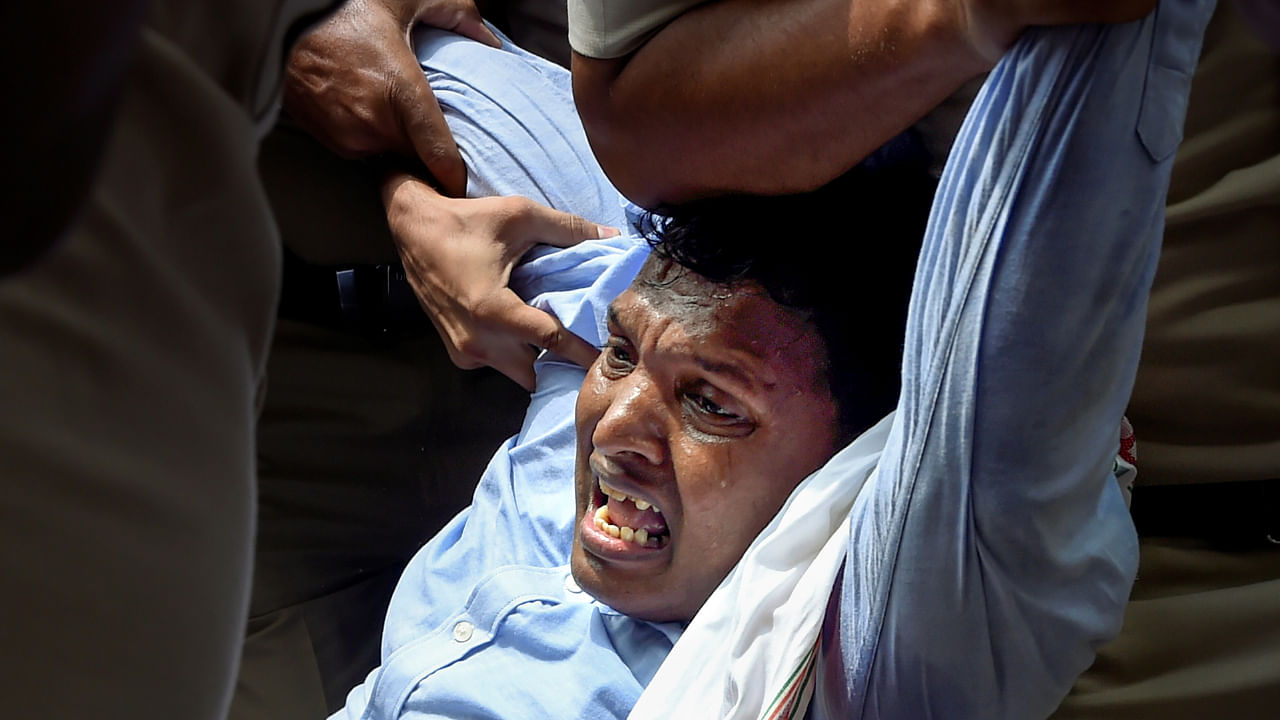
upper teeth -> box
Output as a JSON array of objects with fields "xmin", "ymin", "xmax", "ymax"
[{"xmin": 598, "ymin": 479, "xmax": 658, "ymax": 514}]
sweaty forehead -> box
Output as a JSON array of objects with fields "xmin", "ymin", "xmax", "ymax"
[
  {"xmin": 630, "ymin": 256, "xmax": 742, "ymax": 333},
  {"xmin": 619, "ymin": 257, "xmax": 828, "ymax": 389}
]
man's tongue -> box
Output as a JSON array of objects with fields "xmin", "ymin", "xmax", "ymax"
[{"xmin": 606, "ymin": 496, "xmax": 668, "ymax": 536}]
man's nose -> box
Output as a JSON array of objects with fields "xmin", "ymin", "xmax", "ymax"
[{"xmin": 591, "ymin": 372, "xmax": 665, "ymax": 466}]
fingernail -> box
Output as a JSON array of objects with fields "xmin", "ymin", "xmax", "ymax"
[{"xmin": 596, "ymin": 225, "xmax": 621, "ymax": 238}]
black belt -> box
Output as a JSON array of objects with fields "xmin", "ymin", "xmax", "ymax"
[
  {"xmin": 1130, "ymin": 478, "xmax": 1280, "ymax": 549},
  {"xmin": 277, "ymin": 248, "xmax": 433, "ymax": 342}
]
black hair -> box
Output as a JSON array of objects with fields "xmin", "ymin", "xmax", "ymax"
[{"xmin": 644, "ymin": 134, "xmax": 936, "ymax": 442}]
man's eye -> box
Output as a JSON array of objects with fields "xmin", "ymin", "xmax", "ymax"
[
  {"xmin": 683, "ymin": 391, "xmax": 742, "ymax": 421},
  {"xmin": 603, "ymin": 338, "xmax": 635, "ymax": 373}
]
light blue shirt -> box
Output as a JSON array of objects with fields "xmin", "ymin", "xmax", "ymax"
[
  {"xmin": 336, "ymin": 234, "xmax": 672, "ymax": 720},
  {"xmin": 336, "ymin": 3, "xmax": 1214, "ymax": 718},
  {"xmin": 335, "ymin": 29, "xmax": 677, "ymax": 720}
]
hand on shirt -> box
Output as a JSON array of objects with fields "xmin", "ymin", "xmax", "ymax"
[
  {"xmin": 382, "ymin": 172, "xmax": 617, "ymax": 390},
  {"xmin": 283, "ymin": 0, "xmax": 499, "ymax": 197}
]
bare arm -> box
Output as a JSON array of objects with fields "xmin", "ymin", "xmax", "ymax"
[
  {"xmin": 284, "ymin": 0, "xmax": 499, "ymax": 196},
  {"xmin": 571, "ymin": 0, "xmax": 1156, "ymax": 208},
  {"xmin": 1, "ymin": 1, "xmax": 147, "ymax": 274}
]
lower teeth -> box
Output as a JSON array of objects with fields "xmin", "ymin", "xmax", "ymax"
[{"xmin": 593, "ymin": 507, "xmax": 662, "ymax": 547}]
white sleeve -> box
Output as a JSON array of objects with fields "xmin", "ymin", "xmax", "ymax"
[{"xmin": 567, "ymin": 0, "xmax": 703, "ymax": 58}]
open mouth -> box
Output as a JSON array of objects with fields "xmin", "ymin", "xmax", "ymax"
[{"xmin": 587, "ymin": 478, "xmax": 670, "ymax": 551}]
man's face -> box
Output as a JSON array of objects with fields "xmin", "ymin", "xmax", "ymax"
[{"xmin": 571, "ymin": 258, "xmax": 842, "ymax": 622}]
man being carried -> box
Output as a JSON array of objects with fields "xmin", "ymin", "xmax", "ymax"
[{"xmin": 338, "ymin": 1, "xmax": 1214, "ymax": 716}]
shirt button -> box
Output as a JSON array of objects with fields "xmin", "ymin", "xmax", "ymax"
[
  {"xmin": 452, "ymin": 621, "xmax": 474, "ymax": 643},
  {"xmin": 564, "ymin": 574, "xmax": 582, "ymax": 594}
]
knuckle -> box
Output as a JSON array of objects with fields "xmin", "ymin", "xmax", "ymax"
[
  {"xmin": 495, "ymin": 196, "xmax": 533, "ymax": 217},
  {"xmin": 445, "ymin": 345, "xmax": 481, "ymax": 369},
  {"xmin": 454, "ymin": 333, "xmax": 485, "ymax": 359},
  {"xmin": 535, "ymin": 324, "xmax": 563, "ymax": 351},
  {"xmin": 485, "ymin": 197, "xmax": 531, "ymax": 230},
  {"xmin": 387, "ymin": 74, "xmax": 420, "ymax": 111},
  {"xmin": 565, "ymin": 214, "xmax": 590, "ymax": 237},
  {"xmin": 341, "ymin": 133, "xmax": 382, "ymax": 157}
]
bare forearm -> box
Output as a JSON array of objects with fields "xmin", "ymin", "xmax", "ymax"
[{"xmin": 572, "ymin": 0, "xmax": 988, "ymax": 208}]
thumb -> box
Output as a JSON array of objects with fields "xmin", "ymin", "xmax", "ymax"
[
  {"xmin": 505, "ymin": 301, "xmax": 601, "ymax": 370},
  {"xmin": 521, "ymin": 203, "xmax": 622, "ymax": 250},
  {"xmin": 412, "ymin": 0, "xmax": 502, "ymax": 48},
  {"xmin": 486, "ymin": 342, "xmax": 540, "ymax": 392},
  {"xmin": 399, "ymin": 72, "xmax": 468, "ymax": 197},
  {"xmin": 449, "ymin": 9, "xmax": 501, "ymax": 48}
]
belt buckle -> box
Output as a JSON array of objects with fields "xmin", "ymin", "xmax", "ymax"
[{"xmin": 335, "ymin": 264, "xmax": 427, "ymax": 341}]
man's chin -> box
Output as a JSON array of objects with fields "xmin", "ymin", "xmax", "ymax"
[{"xmin": 569, "ymin": 540, "xmax": 695, "ymax": 624}]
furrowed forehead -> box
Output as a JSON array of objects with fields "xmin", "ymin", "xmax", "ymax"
[
  {"xmin": 611, "ymin": 258, "xmax": 831, "ymax": 397},
  {"xmin": 628, "ymin": 255, "xmax": 754, "ymax": 322},
  {"xmin": 615, "ymin": 258, "xmax": 730, "ymax": 344}
]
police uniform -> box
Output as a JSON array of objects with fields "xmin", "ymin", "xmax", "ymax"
[{"xmin": 0, "ymin": 1, "xmax": 341, "ymax": 718}]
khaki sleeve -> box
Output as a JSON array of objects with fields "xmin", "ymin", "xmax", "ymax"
[{"xmin": 567, "ymin": 0, "xmax": 705, "ymax": 58}]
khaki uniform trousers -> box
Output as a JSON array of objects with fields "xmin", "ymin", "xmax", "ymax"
[
  {"xmin": 1053, "ymin": 3, "xmax": 1280, "ymax": 717},
  {"xmin": 0, "ymin": 1, "xmax": 337, "ymax": 717}
]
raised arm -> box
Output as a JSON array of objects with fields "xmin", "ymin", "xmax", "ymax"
[
  {"xmin": 570, "ymin": 0, "xmax": 1159, "ymax": 208},
  {"xmin": 829, "ymin": 2, "xmax": 1215, "ymax": 717}
]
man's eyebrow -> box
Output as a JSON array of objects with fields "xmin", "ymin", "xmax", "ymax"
[
  {"xmin": 608, "ymin": 299, "xmax": 772, "ymax": 392},
  {"xmin": 693, "ymin": 357, "xmax": 759, "ymax": 392}
]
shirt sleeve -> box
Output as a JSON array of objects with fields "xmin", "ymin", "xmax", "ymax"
[
  {"xmin": 413, "ymin": 24, "xmax": 630, "ymax": 231},
  {"xmin": 828, "ymin": 2, "xmax": 1214, "ymax": 718},
  {"xmin": 567, "ymin": 0, "xmax": 703, "ymax": 58}
]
